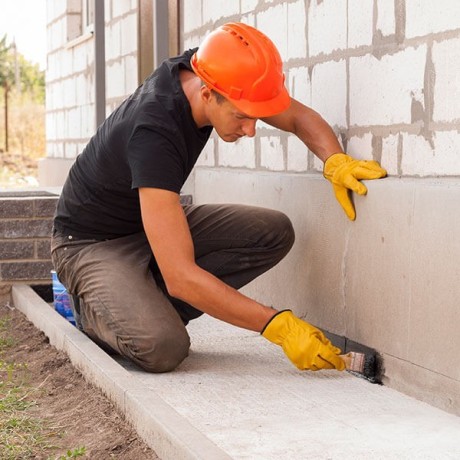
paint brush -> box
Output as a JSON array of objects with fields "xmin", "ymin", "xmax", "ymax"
[{"xmin": 340, "ymin": 351, "xmax": 383, "ymax": 383}]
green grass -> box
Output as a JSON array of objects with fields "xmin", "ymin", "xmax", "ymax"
[{"xmin": 0, "ymin": 311, "xmax": 86, "ymax": 459}]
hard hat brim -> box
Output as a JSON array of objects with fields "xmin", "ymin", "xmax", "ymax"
[{"xmin": 229, "ymin": 86, "xmax": 291, "ymax": 119}]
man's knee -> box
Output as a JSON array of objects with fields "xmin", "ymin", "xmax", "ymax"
[
  {"xmin": 120, "ymin": 328, "xmax": 190, "ymax": 373},
  {"xmin": 264, "ymin": 209, "xmax": 295, "ymax": 254}
]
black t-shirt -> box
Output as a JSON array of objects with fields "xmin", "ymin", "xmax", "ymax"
[{"xmin": 54, "ymin": 48, "xmax": 212, "ymax": 240}]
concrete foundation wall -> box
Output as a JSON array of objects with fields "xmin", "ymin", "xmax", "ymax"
[{"xmin": 194, "ymin": 169, "xmax": 460, "ymax": 415}]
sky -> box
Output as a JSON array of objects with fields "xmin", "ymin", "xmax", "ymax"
[{"xmin": 0, "ymin": 0, "xmax": 47, "ymax": 70}]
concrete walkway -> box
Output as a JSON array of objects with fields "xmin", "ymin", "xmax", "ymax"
[{"xmin": 13, "ymin": 285, "xmax": 460, "ymax": 460}]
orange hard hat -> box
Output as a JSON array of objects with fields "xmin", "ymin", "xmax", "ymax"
[{"xmin": 191, "ymin": 22, "xmax": 291, "ymax": 118}]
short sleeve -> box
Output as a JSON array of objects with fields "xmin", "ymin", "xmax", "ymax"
[{"xmin": 127, "ymin": 127, "xmax": 185, "ymax": 193}]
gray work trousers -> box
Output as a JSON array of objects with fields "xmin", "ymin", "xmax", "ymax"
[{"xmin": 51, "ymin": 204, "xmax": 295, "ymax": 372}]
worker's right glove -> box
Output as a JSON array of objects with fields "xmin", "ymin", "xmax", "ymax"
[{"xmin": 261, "ymin": 310, "xmax": 345, "ymax": 371}]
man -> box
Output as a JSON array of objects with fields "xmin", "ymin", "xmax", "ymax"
[{"xmin": 51, "ymin": 23, "xmax": 386, "ymax": 373}]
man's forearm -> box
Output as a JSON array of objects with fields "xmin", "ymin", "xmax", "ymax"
[
  {"xmin": 167, "ymin": 263, "xmax": 277, "ymax": 332},
  {"xmin": 264, "ymin": 98, "xmax": 342, "ymax": 162}
]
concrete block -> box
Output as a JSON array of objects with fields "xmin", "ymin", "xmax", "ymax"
[
  {"xmin": 64, "ymin": 141, "xmax": 78, "ymax": 159},
  {"xmin": 381, "ymin": 134, "xmax": 399, "ymax": 175},
  {"xmin": 203, "ymin": 0, "xmax": 239, "ymax": 23},
  {"xmin": 376, "ymin": 0, "xmax": 395, "ymax": 36},
  {"xmin": 257, "ymin": 3, "xmax": 288, "ymax": 59},
  {"xmin": 345, "ymin": 181, "xmax": 416, "ymax": 357},
  {"xmin": 408, "ymin": 185, "xmax": 460, "ymax": 379},
  {"xmin": 75, "ymin": 74, "xmax": 89, "ymax": 106},
  {"xmin": 81, "ymin": 104, "xmax": 95, "ymax": 138},
  {"xmin": 0, "ymin": 241, "xmax": 35, "ymax": 260},
  {"xmin": 401, "ymin": 132, "xmax": 460, "ymax": 176},
  {"xmin": 287, "ymin": 1, "xmax": 307, "ymax": 59},
  {"xmin": 106, "ymin": 22, "xmax": 121, "ymax": 61},
  {"xmin": 0, "ymin": 220, "xmax": 53, "ymax": 239},
  {"xmin": 241, "ymin": 0, "xmax": 258, "ymax": 14},
  {"xmin": 287, "ymin": 135, "xmax": 308, "ymax": 172},
  {"xmin": 63, "ymin": 77, "xmax": 75, "ymax": 108},
  {"xmin": 347, "ymin": 133, "xmax": 374, "ymax": 160},
  {"xmin": 106, "ymin": 61, "xmax": 125, "ymax": 99},
  {"xmin": 182, "ymin": 0, "xmax": 202, "ymax": 33},
  {"xmin": 66, "ymin": 107, "xmax": 81, "ymax": 139},
  {"xmin": 349, "ymin": 46, "xmax": 426, "ymax": 126},
  {"xmin": 348, "ymin": 0, "xmax": 373, "ymax": 48},
  {"xmin": 288, "ymin": 66, "xmax": 311, "ymax": 106},
  {"xmin": 34, "ymin": 197, "xmax": 58, "ymax": 217},
  {"xmin": 62, "ymin": 48, "xmax": 73, "ymax": 78},
  {"xmin": 73, "ymin": 42, "xmax": 90, "ymax": 73},
  {"xmin": 433, "ymin": 37, "xmax": 460, "ymax": 122},
  {"xmin": 112, "ymin": 0, "xmax": 133, "ymax": 18},
  {"xmin": 1, "ymin": 261, "xmax": 54, "ymax": 281},
  {"xmin": 218, "ymin": 137, "xmax": 256, "ymax": 169},
  {"xmin": 0, "ymin": 199, "xmax": 34, "ymax": 219},
  {"xmin": 311, "ymin": 59, "xmax": 347, "ymax": 128},
  {"xmin": 260, "ymin": 136, "xmax": 284, "ymax": 171},
  {"xmin": 196, "ymin": 138, "xmax": 215, "ymax": 167},
  {"xmin": 405, "ymin": 0, "xmax": 460, "ymax": 38},
  {"xmin": 124, "ymin": 55, "xmax": 138, "ymax": 94},
  {"xmin": 36, "ymin": 240, "xmax": 52, "ymax": 259},
  {"xmin": 121, "ymin": 14, "xmax": 138, "ymax": 56},
  {"xmin": 308, "ymin": 0, "xmax": 347, "ymax": 56}
]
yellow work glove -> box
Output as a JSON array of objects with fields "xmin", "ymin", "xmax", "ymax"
[
  {"xmin": 262, "ymin": 310, "xmax": 345, "ymax": 371},
  {"xmin": 323, "ymin": 153, "xmax": 387, "ymax": 220}
]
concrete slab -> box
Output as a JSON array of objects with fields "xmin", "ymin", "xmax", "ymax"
[{"xmin": 12, "ymin": 285, "xmax": 460, "ymax": 460}]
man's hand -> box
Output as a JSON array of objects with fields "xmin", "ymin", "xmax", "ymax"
[
  {"xmin": 323, "ymin": 153, "xmax": 387, "ymax": 220},
  {"xmin": 262, "ymin": 310, "xmax": 345, "ymax": 371}
]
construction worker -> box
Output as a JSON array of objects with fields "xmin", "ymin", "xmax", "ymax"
[{"xmin": 51, "ymin": 23, "xmax": 386, "ymax": 373}]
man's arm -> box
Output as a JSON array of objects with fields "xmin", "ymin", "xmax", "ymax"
[
  {"xmin": 139, "ymin": 186, "xmax": 345, "ymax": 371},
  {"xmin": 263, "ymin": 97, "xmax": 387, "ymax": 220},
  {"xmin": 262, "ymin": 98, "xmax": 342, "ymax": 162},
  {"xmin": 138, "ymin": 187, "xmax": 276, "ymax": 331}
]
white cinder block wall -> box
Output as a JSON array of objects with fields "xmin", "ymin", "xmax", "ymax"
[
  {"xmin": 43, "ymin": 0, "xmax": 460, "ymax": 415},
  {"xmin": 186, "ymin": 0, "xmax": 460, "ymax": 177},
  {"xmin": 42, "ymin": 0, "xmax": 139, "ymax": 183}
]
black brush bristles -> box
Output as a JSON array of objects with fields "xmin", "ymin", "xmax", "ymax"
[{"xmin": 344, "ymin": 351, "xmax": 384, "ymax": 384}]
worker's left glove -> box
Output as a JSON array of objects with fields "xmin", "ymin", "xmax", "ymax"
[
  {"xmin": 261, "ymin": 310, "xmax": 345, "ymax": 371},
  {"xmin": 323, "ymin": 153, "xmax": 387, "ymax": 221}
]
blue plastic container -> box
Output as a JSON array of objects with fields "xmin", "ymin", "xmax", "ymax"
[{"xmin": 51, "ymin": 270, "xmax": 76, "ymax": 326}]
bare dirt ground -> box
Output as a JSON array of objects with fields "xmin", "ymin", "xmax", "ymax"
[{"xmin": 0, "ymin": 302, "xmax": 159, "ymax": 459}]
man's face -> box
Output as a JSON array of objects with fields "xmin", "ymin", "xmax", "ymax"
[{"xmin": 206, "ymin": 93, "xmax": 257, "ymax": 143}]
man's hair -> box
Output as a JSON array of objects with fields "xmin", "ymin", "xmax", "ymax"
[
  {"xmin": 211, "ymin": 89, "xmax": 226, "ymax": 105},
  {"xmin": 201, "ymin": 80, "xmax": 226, "ymax": 105}
]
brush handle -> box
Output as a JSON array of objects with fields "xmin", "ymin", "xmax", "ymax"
[{"xmin": 339, "ymin": 352, "xmax": 365, "ymax": 372}]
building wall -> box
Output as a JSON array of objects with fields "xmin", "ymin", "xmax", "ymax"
[
  {"xmin": 183, "ymin": 0, "xmax": 460, "ymax": 416},
  {"xmin": 41, "ymin": 0, "xmax": 140, "ymax": 185},
  {"xmin": 183, "ymin": 0, "xmax": 460, "ymax": 177},
  {"xmin": 42, "ymin": 0, "xmax": 460, "ymax": 414}
]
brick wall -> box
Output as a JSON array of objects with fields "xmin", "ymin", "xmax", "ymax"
[{"xmin": 0, "ymin": 192, "xmax": 57, "ymax": 303}]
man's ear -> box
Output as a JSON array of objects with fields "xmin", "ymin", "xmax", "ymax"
[{"xmin": 200, "ymin": 85, "xmax": 213, "ymax": 104}]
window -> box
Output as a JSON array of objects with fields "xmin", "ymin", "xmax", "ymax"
[
  {"xmin": 67, "ymin": 0, "xmax": 94, "ymax": 44},
  {"xmin": 82, "ymin": 0, "xmax": 94, "ymax": 33}
]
